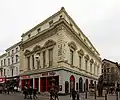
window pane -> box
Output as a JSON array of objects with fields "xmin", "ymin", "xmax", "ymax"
[{"xmin": 49, "ymin": 49, "xmax": 53, "ymax": 67}]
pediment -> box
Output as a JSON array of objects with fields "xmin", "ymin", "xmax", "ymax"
[
  {"xmin": 33, "ymin": 45, "xmax": 41, "ymax": 52},
  {"xmin": 85, "ymin": 54, "xmax": 90, "ymax": 60},
  {"xmin": 77, "ymin": 49, "xmax": 84, "ymax": 56},
  {"xmin": 68, "ymin": 41, "xmax": 77, "ymax": 50},
  {"xmin": 24, "ymin": 50, "xmax": 31, "ymax": 56},
  {"xmin": 43, "ymin": 39, "xmax": 56, "ymax": 48},
  {"xmin": 90, "ymin": 59, "xmax": 94, "ymax": 63}
]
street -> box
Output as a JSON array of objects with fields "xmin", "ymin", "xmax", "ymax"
[{"xmin": 0, "ymin": 92, "xmax": 117, "ymax": 100}]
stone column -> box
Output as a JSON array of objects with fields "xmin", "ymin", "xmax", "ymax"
[{"xmin": 33, "ymin": 78, "xmax": 35, "ymax": 88}]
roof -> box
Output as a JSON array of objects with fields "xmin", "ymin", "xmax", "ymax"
[
  {"xmin": 102, "ymin": 59, "xmax": 120, "ymax": 68},
  {"xmin": 0, "ymin": 53, "xmax": 7, "ymax": 58},
  {"xmin": 21, "ymin": 7, "xmax": 100, "ymax": 55},
  {"xmin": 5, "ymin": 41, "xmax": 21, "ymax": 52}
]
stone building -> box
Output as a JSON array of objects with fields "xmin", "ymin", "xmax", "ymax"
[
  {"xmin": 19, "ymin": 7, "xmax": 101, "ymax": 94},
  {"xmin": 102, "ymin": 59, "xmax": 120, "ymax": 87}
]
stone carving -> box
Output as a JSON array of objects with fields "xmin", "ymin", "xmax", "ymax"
[
  {"xmin": 43, "ymin": 39, "xmax": 56, "ymax": 48},
  {"xmin": 24, "ymin": 50, "xmax": 31, "ymax": 56},
  {"xmin": 77, "ymin": 49, "xmax": 84, "ymax": 56},
  {"xmin": 84, "ymin": 54, "xmax": 90, "ymax": 60},
  {"xmin": 33, "ymin": 45, "xmax": 41, "ymax": 52},
  {"xmin": 68, "ymin": 41, "xmax": 77, "ymax": 50},
  {"xmin": 58, "ymin": 44, "xmax": 62, "ymax": 56}
]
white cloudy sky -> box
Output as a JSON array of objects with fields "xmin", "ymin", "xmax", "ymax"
[{"xmin": 0, "ymin": 0, "xmax": 120, "ymax": 62}]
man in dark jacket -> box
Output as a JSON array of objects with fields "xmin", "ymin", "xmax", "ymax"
[{"xmin": 28, "ymin": 86, "xmax": 33, "ymax": 99}]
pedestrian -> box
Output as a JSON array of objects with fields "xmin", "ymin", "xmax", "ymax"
[
  {"xmin": 28, "ymin": 86, "xmax": 33, "ymax": 99},
  {"xmin": 33, "ymin": 88, "xmax": 38, "ymax": 99},
  {"xmin": 54, "ymin": 86, "xmax": 59, "ymax": 100},
  {"xmin": 23, "ymin": 86, "xmax": 28, "ymax": 99},
  {"xmin": 50, "ymin": 87, "xmax": 54, "ymax": 100},
  {"xmin": 76, "ymin": 90, "xmax": 79, "ymax": 100},
  {"xmin": 71, "ymin": 89, "xmax": 76, "ymax": 100}
]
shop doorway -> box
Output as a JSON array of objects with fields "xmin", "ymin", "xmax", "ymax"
[
  {"xmin": 79, "ymin": 77, "xmax": 83, "ymax": 92},
  {"xmin": 40, "ymin": 76, "xmax": 59, "ymax": 92},
  {"xmin": 65, "ymin": 81, "xmax": 69, "ymax": 93},
  {"xmin": 35, "ymin": 78, "xmax": 39, "ymax": 91},
  {"xmin": 70, "ymin": 75, "xmax": 75, "ymax": 92}
]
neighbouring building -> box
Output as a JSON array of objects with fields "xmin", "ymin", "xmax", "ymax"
[
  {"xmin": 4, "ymin": 41, "xmax": 21, "ymax": 86},
  {"xmin": 0, "ymin": 53, "xmax": 7, "ymax": 83},
  {"xmin": 19, "ymin": 7, "xmax": 101, "ymax": 94},
  {"xmin": 102, "ymin": 59, "xmax": 120, "ymax": 88}
]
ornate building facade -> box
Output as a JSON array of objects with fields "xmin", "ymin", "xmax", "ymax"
[{"xmin": 19, "ymin": 7, "xmax": 101, "ymax": 94}]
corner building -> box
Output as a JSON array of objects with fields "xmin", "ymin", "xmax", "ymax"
[{"xmin": 19, "ymin": 7, "xmax": 101, "ymax": 94}]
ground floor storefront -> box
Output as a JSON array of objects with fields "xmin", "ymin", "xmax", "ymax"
[{"xmin": 20, "ymin": 68, "xmax": 98, "ymax": 94}]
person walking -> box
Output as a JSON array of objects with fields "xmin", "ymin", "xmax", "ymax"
[
  {"xmin": 54, "ymin": 86, "xmax": 59, "ymax": 100},
  {"xmin": 76, "ymin": 90, "xmax": 80, "ymax": 100},
  {"xmin": 28, "ymin": 86, "xmax": 33, "ymax": 99},
  {"xmin": 71, "ymin": 89, "xmax": 76, "ymax": 100},
  {"xmin": 23, "ymin": 86, "xmax": 28, "ymax": 99},
  {"xmin": 33, "ymin": 88, "xmax": 38, "ymax": 99}
]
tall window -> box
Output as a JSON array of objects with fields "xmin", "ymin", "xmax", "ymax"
[
  {"xmin": 70, "ymin": 50, "xmax": 73, "ymax": 65},
  {"xmin": 11, "ymin": 56, "xmax": 14, "ymax": 64},
  {"xmin": 12, "ymin": 50, "xmax": 14, "ymax": 54},
  {"xmin": 12, "ymin": 69, "xmax": 13, "ymax": 76},
  {"xmin": 49, "ymin": 48, "xmax": 53, "ymax": 67},
  {"xmin": 94, "ymin": 65, "xmax": 96, "ymax": 74},
  {"xmin": 16, "ymin": 67, "xmax": 18, "ymax": 75},
  {"xmin": 90, "ymin": 63, "xmax": 92, "ymax": 73},
  {"xmin": 4, "ymin": 69, "xmax": 5, "ymax": 76},
  {"xmin": 1, "ymin": 60, "xmax": 3, "ymax": 66},
  {"xmin": 85, "ymin": 60, "xmax": 88, "ymax": 71},
  {"xmin": 16, "ymin": 55, "xmax": 19, "ymax": 63},
  {"xmin": 7, "ymin": 69, "xmax": 9, "ymax": 76},
  {"xmin": 32, "ymin": 55, "xmax": 34, "ymax": 69},
  {"xmin": 16, "ymin": 47, "xmax": 18, "ymax": 52},
  {"xmin": 4, "ymin": 59, "xmax": 6, "ymax": 66},
  {"xmin": 97, "ymin": 66, "xmax": 99, "ymax": 75},
  {"xmin": 27, "ymin": 56, "xmax": 30, "ymax": 70},
  {"xmin": 79, "ymin": 56, "xmax": 82, "ymax": 69},
  {"xmin": 8, "ymin": 52, "xmax": 10, "ymax": 56},
  {"xmin": 43, "ymin": 51, "xmax": 46, "ymax": 68},
  {"xmin": 8, "ymin": 58, "xmax": 10, "ymax": 65}
]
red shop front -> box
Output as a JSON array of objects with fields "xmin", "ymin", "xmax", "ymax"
[
  {"xmin": 20, "ymin": 76, "xmax": 33, "ymax": 89},
  {"xmin": 40, "ymin": 72, "xmax": 59, "ymax": 92}
]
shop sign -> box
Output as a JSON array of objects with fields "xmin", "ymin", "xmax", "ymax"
[
  {"xmin": 41, "ymin": 71, "xmax": 56, "ymax": 76},
  {"xmin": 21, "ymin": 75, "xmax": 30, "ymax": 79}
]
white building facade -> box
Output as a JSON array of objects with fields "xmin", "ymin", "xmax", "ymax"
[
  {"xmin": 19, "ymin": 7, "xmax": 101, "ymax": 94},
  {"xmin": 5, "ymin": 42, "xmax": 21, "ymax": 78}
]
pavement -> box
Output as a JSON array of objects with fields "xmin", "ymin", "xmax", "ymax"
[{"xmin": 0, "ymin": 92, "xmax": 118, "ymax": 100}]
